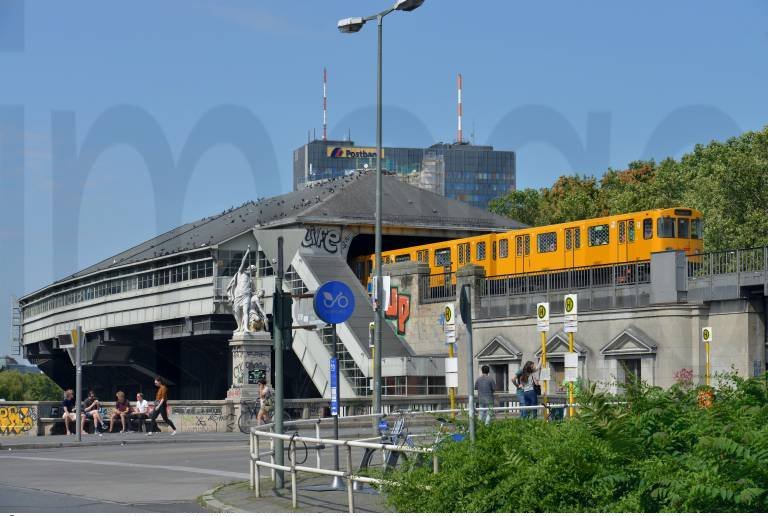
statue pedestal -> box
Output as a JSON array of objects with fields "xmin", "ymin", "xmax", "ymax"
[{"xmin": 226, "ymin": 331, "xmax": 272, "ymax": 402}]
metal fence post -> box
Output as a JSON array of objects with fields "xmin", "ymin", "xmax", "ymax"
[
  {"xmin": 250, "ymin": 431, "xmax": 255, "ymax": 490},
  {"xmin": 270, "ymin": 438, "xmax": 276, "ymax": 482},
  {"xmin": 346, "ymin": 444, "xmax": 355, "ymax": 513},
  {"xmin": 290, "ymin": 438, "xmax": 298, "ymax": 509},
  {"xmin": 315, "ymin": 421, "xmax": 322, "ymax": 469}
]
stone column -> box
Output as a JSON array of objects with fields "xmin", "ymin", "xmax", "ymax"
[
  {"xmin": 455, "ymin": 264, "xmax": 486, "ymax": 398},
  {"xmin": 226, "ymin": 331, "xmax": 273, "ymax": 402}
]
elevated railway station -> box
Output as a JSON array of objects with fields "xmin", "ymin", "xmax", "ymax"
[{"xmin": 18, "ymin": 171, "xmax": 522, "ymax": 400}]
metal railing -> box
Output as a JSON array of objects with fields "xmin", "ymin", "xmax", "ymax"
[
  {"xmin": 418, "ymin": 272, "xmax": 456, "ymax": 303},
  {"xmin": 687, "ymin": 247, "xmax": 767, "ymax": 277},
  {"xmin": 249, "ymin": 404, "xmax": 572, "ymax": 512},
  {"xmin": 477, "ymin": 261, "xmax": 651, "ymax": 319}
]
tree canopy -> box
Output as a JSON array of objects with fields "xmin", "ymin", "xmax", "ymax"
[
  {"xmin": 0, "ymin": 370, "xmax": 62, "ymax": 401},
  {"xmin": 489, "ymin": 126, "xmax": 768, "ymax": 251}
]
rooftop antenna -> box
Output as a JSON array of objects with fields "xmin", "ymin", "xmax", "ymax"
[
  {"xmin": 323, "ymin": 67, "xmax": 328, "ymax": 141},
  {"xmin": 457, "ymin": 73, "xmax": 463, "ymax": 144}
]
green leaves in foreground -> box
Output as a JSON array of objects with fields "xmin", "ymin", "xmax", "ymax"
[{"xmin": 381, "ymin": 374, "xmax": 768, "ymax": 512}]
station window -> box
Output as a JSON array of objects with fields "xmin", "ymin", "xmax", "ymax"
[
  {"xmin": 588, "ymin": 225, "xmax": 610, "ymax": 246},
  {"xmin": 677, "ymin": 218, "xmax": 690, "ymax": 239},
  {"xmin": 691, "ymin": 219, "xmax": 703, "ymax": 240},
  {"xmin": 499, "ymin": 238, "xmax": 509, "ymax": 258},
  {"xmin": 457, "ymin": 243, "xmax": 470, "ymax": 265},
  {"xmin": 537, "ymin": 232, "xmax": 557, "ymax": 253},
  {"xmin": 476, "ymin": 242, "xmax": 487, "ymax": 260},
  {"xmin": 657, "ymin": 217, "xmax": 675, "ymax": 238},
  {"xmin": 395, "ymin": 254, "xmax": 411, "ymax": 263},
  {"xmin": 643, "ymin": 218, "xmax": 653, "ymax": 240},
  {"xmin": 435, "ymin": 248, "xmax": 451, "ymax": 267}
]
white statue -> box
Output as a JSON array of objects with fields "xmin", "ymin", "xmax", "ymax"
[
  {"xmin": 248, "ymin": 289, "xmax": 267, "ymax": 332},
  {"xmin": 226, "ymin": 246, "xmax": 256, "ymax": 334}
]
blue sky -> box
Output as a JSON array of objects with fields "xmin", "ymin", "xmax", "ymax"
[{"xmin": 1, "ymin": 0, "xmax": 767, "ymax": 355}]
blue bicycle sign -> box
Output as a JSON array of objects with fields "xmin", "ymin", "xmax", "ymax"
[{"xmin": 314, "ymin": 281, "xmax": 355, "ymax": 324}]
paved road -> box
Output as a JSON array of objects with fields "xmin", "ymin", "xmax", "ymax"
[{"xmin": 0, "ymin": 436, "xmax": 250, "ymax": 512}]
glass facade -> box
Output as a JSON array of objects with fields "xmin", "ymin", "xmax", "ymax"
[{"xmin": 293, "ymin": 140, "xmax": 516, "ymax": 209}]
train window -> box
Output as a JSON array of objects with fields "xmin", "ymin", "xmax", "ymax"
[
  {"xmin": 458, "ymin": 243, "xmax": 470, "ymax": 265},
  {"xmin": 657, "ymin": 217, "xmax": 675, "ymax": 238},
  {"xmin": 537, "ymin": 232, "xmax": 557, "ymax": 253},
  {"xmin": 476, "ymin": 242, "xmax": 487, "ymax": 260},
  {"xmin": 395, "ymin": 254, "xmax": 411, "ymax": 263},
  {"xmin": 619, "ymin": 221, "xmax": 626, "ymax": 244},
  {"xmin": 588, "ymin": 225, "xmax": 609, "ymax": 246},
  {"xmin": 524, "ymin": 235, "xmax": 530, "ymax": 256},
  {"xmin": 574, "ymin": 228, "xmax": 581, "ymax": 249},
  {"xmin": 499, "ymin": 239, "xmax": 509, "ymax": 258},
  {"xmin": 643, "ymin": 218, "xmax": 652, "ymax": 239},
  {"xmin": 492, "ymin": 241, "xmax": 497, "ymax": 260},
  {"xmin": 416, "ymin": 249, "xmax": 429, "ymax": 263},
  {"xmin": 691, "ymin": 219, "xmax": 703, "ymax": 239},
  {"xmin": 677, "ymin": 218, "xmax": 690, "ymax": 239},
  {"xmin": 565, "ymin": 229, "xmax": 572, "ymax": 250},
  {"xmin": 516, "ymin": 237, "xmax": 523, "ymax": 257},
  {"xmin": 628, "ymin": 221, "xmax": 635, "ymax": 242},
  {"xmin": 435, "ymin": 248, "xmax": 451, "ymax": 267},
  {"xmin": 383, "ymin": 255, "xmax": 392, "ymax": 264}
]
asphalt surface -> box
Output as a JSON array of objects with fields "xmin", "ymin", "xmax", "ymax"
[{"xmin": 0, "ymin": 435, "xmax": 250, "ymax": 512}]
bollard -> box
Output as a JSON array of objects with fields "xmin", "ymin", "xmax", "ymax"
[
  {"xmin": 249, "ymin": 431, "xmax": 255, "ymax": 490},
  {"xmin": 270, "ymin": 438, "xmax": 276, "ymax": 483},
  {"xmin": 346, "ymin": 444, "xmax": 355, "ymax": 513},
  {"xmin": 315, "ymin": 420, "xmax": 322, "ymax": 469},
  {"xmin": 433, "ymin": 451, "xmax": 439, "ymax": 474}
]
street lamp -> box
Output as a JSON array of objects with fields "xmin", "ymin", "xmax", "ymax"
[{"xmin": 337, "ymin": 0, "xmax": 425, "ymax": 421}]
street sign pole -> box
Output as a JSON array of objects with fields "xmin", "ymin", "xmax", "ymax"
[
  {"xmin": 460, "ymin": 285, "xmax": 475, "ymax": 443},
  {"xmin": 274, "ymin": 237, "xmax": 285, "ymax": 489},
  {"xmin": 702, "ymin": 327, "xmax": 712, "ymax": 386},
  {"xmin": 74, "ymin": 326, "xmax": 82, "ymax": 443},
  {"xmin": 537, "ymin": 302, "xmax": 550, "ymax": 420},
  {"xmin": 564, "ymin": 294, "xmax": 578, "ymax": 418},
  {"xmin": 331, "ymin": 323, "xmax": 342, "ymax": 489},
  {"xmin": 443, "ymin": 303, "xmax": 457, "ymax": 417}
]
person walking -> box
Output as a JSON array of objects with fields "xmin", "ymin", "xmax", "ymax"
[
  {"xmin": 519, "ymin": 360, "xmax": 541, "ymax": 419},
  {"xmin": 513, "ymin": 365, "xmax": 526, "ymax": 415},
  {"xmin": 256, "ymin": 378, "xmax": 274, "ymax": 425},
  {"xmin": 475, "ymin": 365, "xmax": 496, "ymax": 425},
  {"xmin": 148, "ymin": 377, "xmax": 177, "ymax": 436}
]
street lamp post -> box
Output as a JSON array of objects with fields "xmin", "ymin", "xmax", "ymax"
[{"xmin": 338, "ymin": 0, "xmax": 425, "ymax": 422}]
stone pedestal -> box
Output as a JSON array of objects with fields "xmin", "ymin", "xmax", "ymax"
[{"xmin": 226, "ymin": 331, "xmax": 272, "ymax": 402}]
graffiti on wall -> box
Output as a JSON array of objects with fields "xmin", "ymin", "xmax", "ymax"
[
  {"xmin": 301, "ymin": 227, "xmax": 341, "ymax": 254},
  {"xmin": 0, "ymin": 406, "xmax": 36, "ymax": 436},
  {"xmin": 384, "ymin": 287, "xmax": 411, "ymax": 335},
  {"xmin": 171, "ymin": 405, "xmax": 233, "ymax": 433}
]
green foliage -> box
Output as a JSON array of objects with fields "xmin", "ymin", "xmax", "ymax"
[
  {"xmin": 381, "ymin": 373, "xmax": 768, "ymax": 512},
  {"xmin": 489, "ymin": 127, "xmax": 768, "ymax": 251},
  {"xmin": 0, "ymin": 370, "xmax": 63, "ymax": 401}
]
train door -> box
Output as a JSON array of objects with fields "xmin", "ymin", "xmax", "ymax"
[
  {"xmin": 564, "ymin": 227, "xmax": 580, "ymax": 268},
  {"xmin": 617, "ymin": 219, "xmax": 635, "ymax": 262},
  {"xmin": 514, "ymin": 234, "xmax": 530, "ymax": 273}
]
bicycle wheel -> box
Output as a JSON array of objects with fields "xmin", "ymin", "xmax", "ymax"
[{"xmin": 238, "ymin": 406, "xmax": 257, "ymax": 434}]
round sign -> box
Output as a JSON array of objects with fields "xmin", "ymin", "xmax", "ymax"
[
  {"xmin": 703, "ymin": 328, "xmax": 710, "ymax": 341},
  {"xmin": 444, "ymin": 305, "xmax": 452, "ymax": 322},
  {"xmin": 537, "ymin": 304, "xmax": 547, "ymax": 319},
  {"xmin": 314, "ymin": 281, "xmax": 356, "ymax": 324},
  {"xmin": 565, "ymin": 297, "xmax": 574, "ymax": 313}
]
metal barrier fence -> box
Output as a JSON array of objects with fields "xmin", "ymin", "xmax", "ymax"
[
  {"xmin": 249, "ymin": 404, "xmax": 572, "ymax": 512},
  {"xmin": 478, "ymin": 261, "xmax": 651, "ymax": 319},
  {"xmin": 687, "ymin": 247, "xmax": 767, "ymax": 277},
  {"xmin": 419, "ymin": 272, "xmax": 457, "ymax": 303}
]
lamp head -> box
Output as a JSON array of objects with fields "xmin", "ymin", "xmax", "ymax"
[
  {"xmin": 394, "ymin": 0, "xmax": 425, "ymax": 11},
  {"xmin": 337, "ymin": 17, "xmax": 366, "ymax": 33}
]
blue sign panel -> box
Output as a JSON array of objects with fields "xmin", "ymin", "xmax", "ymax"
[
  {"xmin": 330, "ymin": 357, "xmax": 339, "ymax": 416},
  {"xmin": 314, "ymin": 281, "xmax": 355, "ymax": 324}
]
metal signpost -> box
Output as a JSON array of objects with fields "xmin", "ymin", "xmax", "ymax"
[
  {"xmin": 702, "ymin": 326, "xmax": 713, "ymax": 386},
  {"xmin": 314, "ymin": 280, "xmax": 356, "ymax": 489},
  {"xmin": 564, "ymin": 294, "xmax": 578, "ymax": 417},
  {"xmin": 536, "ymin": 303, "xmax": 550, "ymax": 419},
  {"xmin": 459, "ymin": 285, "xmax": 475, "ymax": 443},
  {"xmin": 444, "ymin": 303, "xmax": 458, "ymax": 415},
  {"xmin": 61, "ymin": 327, "xmax": 83, "ymax": 442}
]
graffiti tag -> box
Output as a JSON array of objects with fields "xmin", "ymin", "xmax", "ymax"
[
  {"xmin": 0, "ymin": 406, "xmax": 35, "ymax": 435},
  {"xmin": 301, "ymin": 227, "xmax": 341, "ymax": 254},
  {"xmin": 384, "ymin": 288, "xmax": 411, "ymax": 335}
]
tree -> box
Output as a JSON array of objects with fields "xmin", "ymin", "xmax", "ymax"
[
  {"xmin": 0, "ymin": 370, "xmax": 62, "ymax": 401},
  {"xmin": 488, "ymin": 188, "xmax": 542, "ymax": 226}
]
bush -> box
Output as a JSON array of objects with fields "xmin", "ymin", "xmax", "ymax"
[
  {"xmin": 0, "ymin": 370, "xmax": 63, "ymax": 401},
  {"xmin": 381, "ymin": 373, "xmax": 768, "ymax": 512}
]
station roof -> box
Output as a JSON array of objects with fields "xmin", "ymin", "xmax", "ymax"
[{"xmin": 36, "ymin": 171, "xmax": 523, "ymax": 292}]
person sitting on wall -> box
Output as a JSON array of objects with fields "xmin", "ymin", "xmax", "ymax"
[
  {"xmin": 61, "ymin": 389, "xmax": 77, "ymax": 435},
  {"xmin": 108, "ymin": 391, "xmax": 132, "ymax": 433},
  {"xmin": 81, "ymin": 390, "xmax": 105, "ymax": 435},
  {"xmin": 130, "ymin": 393, "xmax": 149, "ymax": 433}
]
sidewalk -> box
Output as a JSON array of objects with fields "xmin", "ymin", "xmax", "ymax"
[
  {"xmin": 201, "ymin": 477, "xmax": 388, "ymax": 513},
  {"xmin": 1, "ymin": 430, "xmax": 248, "ymax": 450}
]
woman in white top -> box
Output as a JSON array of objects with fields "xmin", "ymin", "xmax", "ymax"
[{"xmin": 519, "ymin": 360, "xmax": 541, "ymax": 419}]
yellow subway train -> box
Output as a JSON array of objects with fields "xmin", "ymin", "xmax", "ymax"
[{"xmin": 352, "ymin": 207, "xmax": 703, "ymax": 284}]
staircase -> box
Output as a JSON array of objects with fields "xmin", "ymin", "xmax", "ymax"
[{"xmin": 319, "ymin": 326, "xmax": 369, "ymax": 396}]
